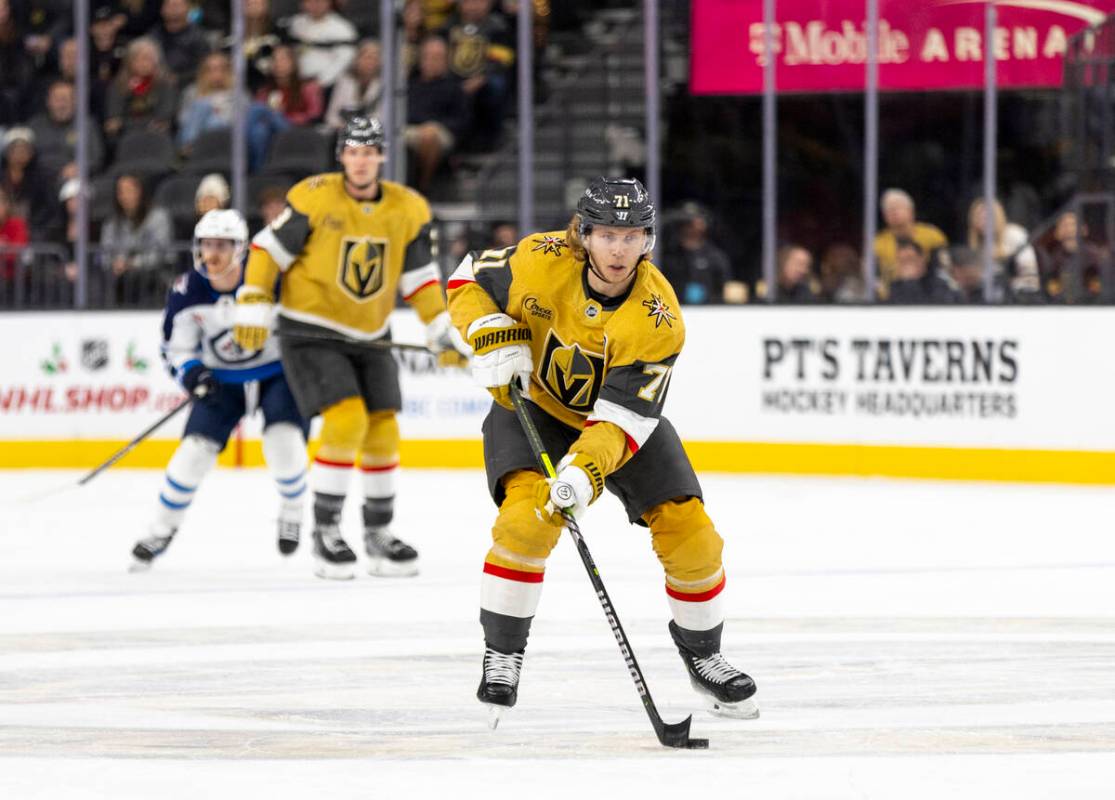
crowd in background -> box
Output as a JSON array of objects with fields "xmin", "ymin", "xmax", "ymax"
[{"xmin": 0, "ymin": 0, "xmax": 1110, "ymax": 309}]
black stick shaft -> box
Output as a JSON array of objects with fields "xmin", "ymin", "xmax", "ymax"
[
  {"xmin": 508, "ymin": 383, "xmax": 701, "ymax": 748},
  {"xmin": 77, "ymin": 399, "xmax": 192, "ymax": 486},
  {"xmin": 275, "ymin": 329, "xmax": 434, "ymax": 354}
]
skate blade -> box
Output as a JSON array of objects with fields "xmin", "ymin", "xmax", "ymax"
[
  {"xmin": 706, "ymin": 696, "xmax": 760, "ymax": 720},
  {"xmin": 366, "ymin": 557, "xmax": 419, "ymax": 578},
  {"xmin": 313, "ymin": 558, "xmax": 355, "ymax": 580},
  {"xmin": 483, "ymin": 703, "xmax": 508, "ymax": 730},
  {"xmin": 128, "ymin": 558, "xmax": 153, "ymax": 573}
]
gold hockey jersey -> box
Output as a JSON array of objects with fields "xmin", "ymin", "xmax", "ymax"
[
  {"xmin": 247, "ymin": 174, "xmax": 445, "ymax": 337},
  {"xmin": 447, "ymin": 231, "xmax": 685, "ymax": 455}
]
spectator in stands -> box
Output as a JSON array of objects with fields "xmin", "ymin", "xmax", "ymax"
[
  {"xmin": 90, "ymin": 6, "xmax": 124, "ymax": 122},
  {"xmin": 662, "ymin": 202, "xmax": 742, "ymax": 304},
  {"xmin": 287, "ymin": 0, "xmax": 358, "ymax": 89},
  {"xmin": 54, "ymin": 177, "xmax": 87, "ymax": 286},
  {"xmin": 256, "ymin": 43, "xmax": 324, "ymax": 126},
  {"xmin": 440, "ymin": 0, "xmax": 515, "ymax": 151},
  {"xmin": 0, "ymin": 0, "xmax": 33, "ymax": 126},
  {"xmin": 405, "ymin": 35, "xmax": 470, "ymax": 195},
  {"xmin": 765, "ymin": 245, "xmax": 821, "ymax": 303},
  {"xmin": 965, "ymin": 197, "xmax": 1041, "ymax": 298},
  {"xmin": 885, "ymin": 238, "xmax": 958, "ymax": 304},
  {"xmin": 948, "ymin": 245, "xmax": 986, "ymax": 304},
  {"xmin": 1, "ymin": 127, "xmax": 56, "ymax": 239},
  {"xmin": 178, "ymin": 51, "xmax": 236, "ymax": 151},
  {"xmin": 147, "ymin": 0, "xmax": 210, "ymax": 87},
  {"xmin": 256, "ymin": 184, "xmax": 288, "ymax": 227},
  {"xmin": 0, "ymin": 185, "xmax": 28, "ymax": 283},
  {"xmin": 27, "ymin": 35, "xmax": 77, "ymax": 117},
  {"xmin": 18, "ymin": 0, "xmax": 70, "ymax": 72},
  {"xmin": 112, "ymin": 0, "xmax": 162, "ymax": 43},
  {"xmin": 818, "ymin": 243, "xmax": 866, "ymax": 303},
  {"xmin": 194, "ymin": 173, "xmax": 229, "ymax": 218},
  {"xmin": 402, "ymin": 0, "xmax": 430, "ymax": 73},
  {"xmin": 1038, "ymin": 211, "xmax": 1107, "ymax": 302},
  {"xmin": 244, "ymin": 0, "xmax": 281, "ymax": 90},
  {"xmin": 873, "ymin": 188, "xmax": 948, "ymax": 291},
  {"xmin": 100, "ymin": 173, "xmax": 174, "ymax": 305},
  {"xmin": 490, "ymin": 220, "xmax": 517, "ymax": 248},
  {"xmin": 29, "ymin": 81, "xmax": 105, "ymax": 184},
  {"xmin": 104, "ymin": 37, "xmax": 178, "ymax": 140},
  {"xmin": 325, "ymin": 39, "xmax": 383, "ymax": 130}
]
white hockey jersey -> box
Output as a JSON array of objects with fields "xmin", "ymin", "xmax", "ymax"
[{"xmin": 161, "ymin": 270, "xmax": 283, "ymax": 385}]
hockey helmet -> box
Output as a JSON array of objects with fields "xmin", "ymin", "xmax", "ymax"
[
  {"xmin": 336, "ymin": 115, "xmax": 386, "ymax": 161},
  {"xmin": 192, "ymin": 208, "xmax": 248, "ymax": 277},
  {"xmin": 576, "ymin": 177, "xmax": 656, "ymax": 253}
]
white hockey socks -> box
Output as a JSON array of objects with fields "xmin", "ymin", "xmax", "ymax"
[{"xmin": 152, "ymin": 435, "xmax": 219, "ymax": 532}]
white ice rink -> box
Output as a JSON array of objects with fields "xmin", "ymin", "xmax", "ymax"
[{"xmin": 1, "ymin": 468, "xmax": 1114, "ymax": 799}]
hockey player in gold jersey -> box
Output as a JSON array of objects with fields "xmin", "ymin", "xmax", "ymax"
[
  {"xmin": 234, "ymin": 116, "xmax": 468, "ymax": 580},
  {"xmin": 447, "ymin": 177, "xmax": 758, "ymax": 721}
]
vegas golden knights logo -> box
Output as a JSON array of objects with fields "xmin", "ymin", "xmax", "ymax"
[
  {"xmin": 539, "ymin": 330, "xmax": 605, "ymax": 411},
  {"xmin": 338, "ymin": 237, "xmax": 388, "ymax": 301}
]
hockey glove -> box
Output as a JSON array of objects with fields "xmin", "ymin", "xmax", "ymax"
[
  {"xmin": 181, "ymin": 364, "xmax": 220, "ymax": 403},
  {"xmin": 233, "ymin": 286, "xmax": 273, "ymax": 352},
  {"xmin": 467, "ymin": 312, "xmax": 533, "ymax": 410},
  {"xmin": 426, "ymin": 310, "xmax": 470, "ymax": 368},
  {"xmin": 533, "ymin": 452, "xmax": 604, "ymax": 527}
]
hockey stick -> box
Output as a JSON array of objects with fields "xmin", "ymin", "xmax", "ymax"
[
  {"xmin": 12, "ymin": 397, "xmax": 194, "ymax": 507},
  {"xmin": 275, "ymin": 328, "xmax": 435, "ymax": 355},
  {"xmin": 507, "ymin": 383, "xmax": 709, "ymax": 750},
  {"xmin": 77, "ymin": 398, "xmax": 193, "ymax": 486}
]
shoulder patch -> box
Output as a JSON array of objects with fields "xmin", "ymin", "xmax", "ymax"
[
  {"xmin": 641, "ymin": 293, "xmax": 677, "ymax": 329},
  {"xmin": 172, "ymin": 273, "xmax": 189, "ymax": 295},
  {"xmin": 530, "ymin": 234, "xmax": 568, "ymax": 258}
]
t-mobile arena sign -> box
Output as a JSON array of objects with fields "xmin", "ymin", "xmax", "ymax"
[{"xmin": 691, "ymin": 0, "xmax": 1115, "ymax": 94}]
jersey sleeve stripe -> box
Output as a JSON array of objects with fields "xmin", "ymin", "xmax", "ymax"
[
  {"xmin": 399, "ymin": 262, "xmax": 441, "ymax": 298},
  {"xmin": 251, "ymin": 226, "xmax": 297, "ymax": 270},
  {"xmin": 587, "ymin": 398, "xmax": 659, "ymax": 452}
]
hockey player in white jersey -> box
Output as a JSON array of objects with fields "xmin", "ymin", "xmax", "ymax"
[{"xmin": 131, "ymin": 210, "xmax": 311, "ymax": 570}]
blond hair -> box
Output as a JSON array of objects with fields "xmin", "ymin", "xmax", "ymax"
[
  {"xmin": 564, "ymin": 214, "xmax": 587, "ymax": 261},
  {"xmin": 967, "ymin": 197, "xmax": 1008, "ymax": 260}
]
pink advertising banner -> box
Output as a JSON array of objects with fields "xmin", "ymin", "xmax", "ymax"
[{"xmin": 691, "ymin": 0, "xmax": 1115, "ymax": 94}]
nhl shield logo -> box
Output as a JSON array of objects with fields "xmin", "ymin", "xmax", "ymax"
[
  {"xmin": 81, "ymin": 339, "xmax": 109, "ymax": 371},
  {"xmin": 539, "ymin": 330, "xmax": 605, "ymax": 411},
  {"xmin": 338, "ymin": 236, "xmax": 389, "ymax": 301}
]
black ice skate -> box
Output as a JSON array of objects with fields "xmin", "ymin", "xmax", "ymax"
[
  {"xmin": 312, "ymin": 525, "xmax": 356, "ymax": 580},
  {"xmin": 669, "ymin": 621, "xmax": 759, "ymax": 719},
  {"xmin": 129, "ymin": 527, "xmax": 177, "ymax": 572},
  {"xmin": 364, "ymin": 528, "xmax": 419, "ymax": 577},
  {"xmin": 277, "ymin": 518, "xmax": 300, "ymax": 555},
  {"xmin": 477, "ymin": 646, "xmax": 524, "ymax": 729}
]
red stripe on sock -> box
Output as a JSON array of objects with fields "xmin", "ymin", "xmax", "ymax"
[
  {"xmin": 313, "ymin": 456, "xmax": 354, "ymax": 469},
  {"xmin": 483, "ymin": 562, "xmax": 544, "ymax": 583},
  {"xmin": 447, "ymin": 278, "xmax": 475, "ymax": 289},
  {"xmin": 665, "ymin": 575, "xmax": 726, "ymax": 603},
  {"xmin": 359, "ymin": 462, "xmax": 399, "ymax": 473}
]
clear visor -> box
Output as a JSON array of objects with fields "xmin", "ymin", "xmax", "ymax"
[{"xmin": 193, "ymin": 237, "xmax": 246, "ymax": 278}]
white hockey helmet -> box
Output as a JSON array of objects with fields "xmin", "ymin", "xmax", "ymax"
[{"xmin": 192, "ymin": 208, "xmax": 249, "ymax": 277}]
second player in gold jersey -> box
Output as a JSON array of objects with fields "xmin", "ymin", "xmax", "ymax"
[{"xmin": 233, "ymin": 116, "xmax": 468, "ymax": 581}]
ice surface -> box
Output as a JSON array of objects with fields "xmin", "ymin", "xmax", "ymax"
[{"xmin": 1, "ymin": 468, "xmax": 1114, "ymax": 799}]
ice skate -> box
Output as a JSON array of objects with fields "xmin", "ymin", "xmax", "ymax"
[
  {"xmin": 669, "ymin": 621, "xmax": 759, "ymax": 719},
  {"xmin": 277, "ymin": 501, "xmax": 302, "ymax": 555},
  {"xmin": 130, "ymin": 526, "xmax": 177, "ymax": 572},
  {"xmin": 312, "ymin": 525, "xmax": 356, "ymax": 580},
  {"xmin": 477, "ymin": 646, "xmax": 524, "ymax": 729},
  {"xmin": 364, "ymin": 528, "xmax": 419, "ymax": 577},
  {"xmin": 277, "ymin": 518, "xmax": 300, "ymax": 555}
]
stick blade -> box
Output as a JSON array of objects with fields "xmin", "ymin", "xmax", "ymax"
[{"xmin": 657, "ymin": 714, "xmax": 708, "ymax": 749}]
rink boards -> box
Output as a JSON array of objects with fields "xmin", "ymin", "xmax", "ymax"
[{"xmin": 1, "ymin": 307, "xmax": 1113, "ymax": 483}]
